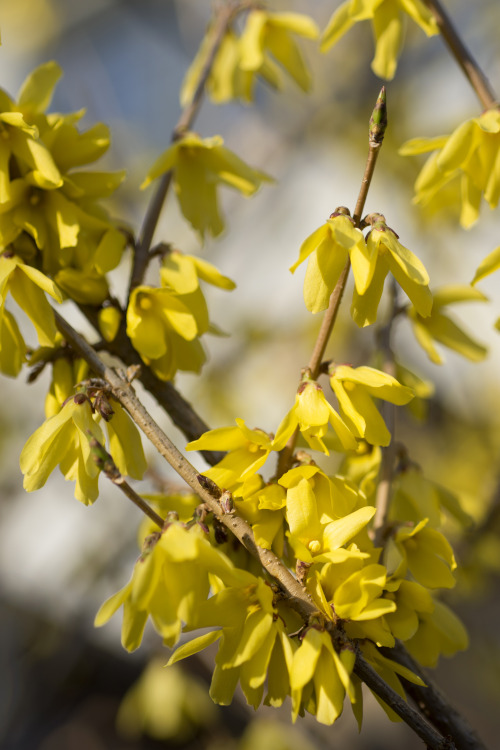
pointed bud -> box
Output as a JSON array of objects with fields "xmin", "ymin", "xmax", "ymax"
[{"xmin": 369, "ymin": 86, "xmax": 387, "ymax": 146}]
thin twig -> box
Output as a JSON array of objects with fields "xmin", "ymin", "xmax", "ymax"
[
  {"xmin": 89, "ymin": 437, "xmax": 165, "ymax": 528},
  {"xmin": 424, "ymin": 0, "xmax": 497, "ymax": 111},
  {"xmin": 276, "ymin": 88, "xmax": 387, "ymax": 477},
  {"xmin": 128, "ymin": 0, "xmax": 246, "ymax": 295}
]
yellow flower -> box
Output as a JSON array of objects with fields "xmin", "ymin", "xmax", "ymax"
[
  {"xmin": 274, "ymin": 376, "xmax": 358, "ymax": 456},
  {"xmin": 0, "ymin": 61, "xmax": 127, "ymax": 307},
  {"xmin": 321, "ymin": 0, "xmax": 438, "ymax": 80},
  {"xmin": 181, "ymin": 11, "xmax": 318, "ymax": 106},
  {"xmin": 187, "ymin": 418, "xmax": 275, "ymax": 486},
  {"xmin": 160, "ymin": 249, "xmax": 235, "ymax": 294},
  {"xmin": 126, "ymin": 285, "xmax": 205, "ymax": 381},
  {"xmin": 0, "ymin": 308, "xmax": 26, "ymax": 376},
  {"xmin": 383, "ymin": 519, "xmax": 457, "ymax": 589},
  {"xmin": 290, "ymin": 626, "xmax": 356, "ymax": 725},
  {"xmin": 280, "ymin": 465, "xmax": 374, "ymax": 563},
  {"xmin": 408, "ymin": 285, "xmax": 488, "ymax": 364},
  {"xmin": 20, "ymin": 397, "xmax": 105, "ymax": 504},
  {"xmin": 141, "ymin": 132, "xmax": 272, "ymax": 239},
  {"xmin": 290, "ymin": 213, "xmax": 366, "ymax": 313},
  {"xmin": 384, "ymin": 579, "xmax": 434, "ymax": 641},
  {"xmin": 405, "ymin": 600, "xmax": 468, "ymax": 667},
  {"xmin": 400, "ymin": 109, "xmax": 500, "ymax": 228},
  {"xmin": 350, "ymin": 216, "xmax": 432, "ymax": 327},
  {"xmin": 96, "ymin": 523, "xmax": 251, "ymax": 651},
  {"xmin": 0, "ymin": 252, "xmax": 62, "ymax": 347},
  {"xmin": 329, "ymin": 364, "xmax": 414, "ymax": 446},
  {"xmin": 239, "ymin": 11, "xmax": 319, "ymax": 93}
]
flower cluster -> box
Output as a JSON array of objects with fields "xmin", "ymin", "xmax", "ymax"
[
  {"xmin": 0, "ymin": 62, "xmax": 126, "ymax": 376},
  {"xmin": 400, "ymin": 109, "xmax": 500, "ymax": 228},
  {"xmin": 290, "ymin": 211, "xmax": 433, "ymax": 326},
  {"xmin": 181, "ymin": 10, "xmax": 319, "ymax": 106}
]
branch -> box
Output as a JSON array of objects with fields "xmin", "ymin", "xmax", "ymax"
[
  {"xmin": 381, "ymin": 643, "xmax": 487, "ymax": 750},
  {"xmin": 354, "ymin": 655, "xmax": 455, "ymax": 750},
  {"xmin": 88, "ymin": 436, "xmax": 165, "ymax": 528},
  {"xmin": 424, "ymin": 0, "xmax": 497, "ymax": 111},
  {"xmin": 53, "ymin": 308, "xmax": 460, "ymax": 748},
  {"xmin": 128, "ymin": 0, "xmax": 247, "ymax": 294}
]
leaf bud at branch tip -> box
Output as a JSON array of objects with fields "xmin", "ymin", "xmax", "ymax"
[{"xmin": 369, "ymin": 86, "xmax": 387, "ymax": 146}]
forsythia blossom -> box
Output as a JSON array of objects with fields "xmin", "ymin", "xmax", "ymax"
[
  {"xmin": 407, "ymin": 285, "xmax": 488, "ymax": 364},
  {"xmin": 350, "ymin": 214, "xmax": 432, "ymax": 327},
  {"xmin": 321, "ymin": 0, "xmax": 438, "ymax": 80},
  {"xmin": 141, "ymin": 132, "xmax": 272, "ymax": 239},
  {"xmin": 181, "ymin": 11, "xmax": 319, "ymax": 105},
  {"xmin": 329, "ymin": 365, "xmax": 414, "ymax": 446},
  {"xmin": 400, "ymin": 109, "xmax": 500, "ymax": 228}
]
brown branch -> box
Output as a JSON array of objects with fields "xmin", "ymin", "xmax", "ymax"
[
  {"xmin": 424, "ymin": 0, "xmax": 497, "ymax": 111},
  {"xmin": 128, "ymin": 0, "xmax": 247, "ymax": 294},
  {"xmin": 381, "ymin": 643, "xmax": 487, "ymax": 750},
  {"xmin": 354, "ymin": 655, "xmax": 456, "ymax": 750}
]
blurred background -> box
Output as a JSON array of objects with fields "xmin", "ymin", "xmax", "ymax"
[{"xmin": 1, "ymin": 0, "xmax": 500, "ymax": 747}]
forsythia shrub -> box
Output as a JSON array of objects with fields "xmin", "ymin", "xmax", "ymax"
[{"xmin": 2, "ymin": 2, "xmax": 497, "ymax": 746}]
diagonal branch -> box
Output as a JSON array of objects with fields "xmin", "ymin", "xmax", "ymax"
[
  {"xmin": 424, "ymin": 0, "xmax": 497, "ymax": 110},
  {"xmin": 53, "ymin": 308, "xmax": 454, "ymax": 749}
]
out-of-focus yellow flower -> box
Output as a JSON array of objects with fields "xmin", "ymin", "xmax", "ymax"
[
  {"xmin": 329, "ymin": 365, "xmax": 414, "ymax": 446},
  {"xmin": 239, "ymin": 11, "xmax": 319, "ymax": 93},
  {"xmin": 350, "ymin": 215, "xmax": 432, "ymax": 327},
  {"xmin": 400, "ymin": 109, "xmax": 500, "ymax": 228},
  {"xmin": 408, "ymin": 285, "xmax": 488, "ymax": 364},
  {"xmin": 404, "ymin": 599, "xmax": 468, "ymax": 667},
  {"xmin": 0, "ymin": 308, "xmax": 26, "ymax": 376},
  {"xmin": 141, "ymin": 132, "xmax": 272, "ymax": 240},
  {"xmin": 181, "ymin": 11, "xmax": 318, "ymax": 106},
  {"xmin": 321, "ymin": 0, "xmax": 438, "ymax": 80}
]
